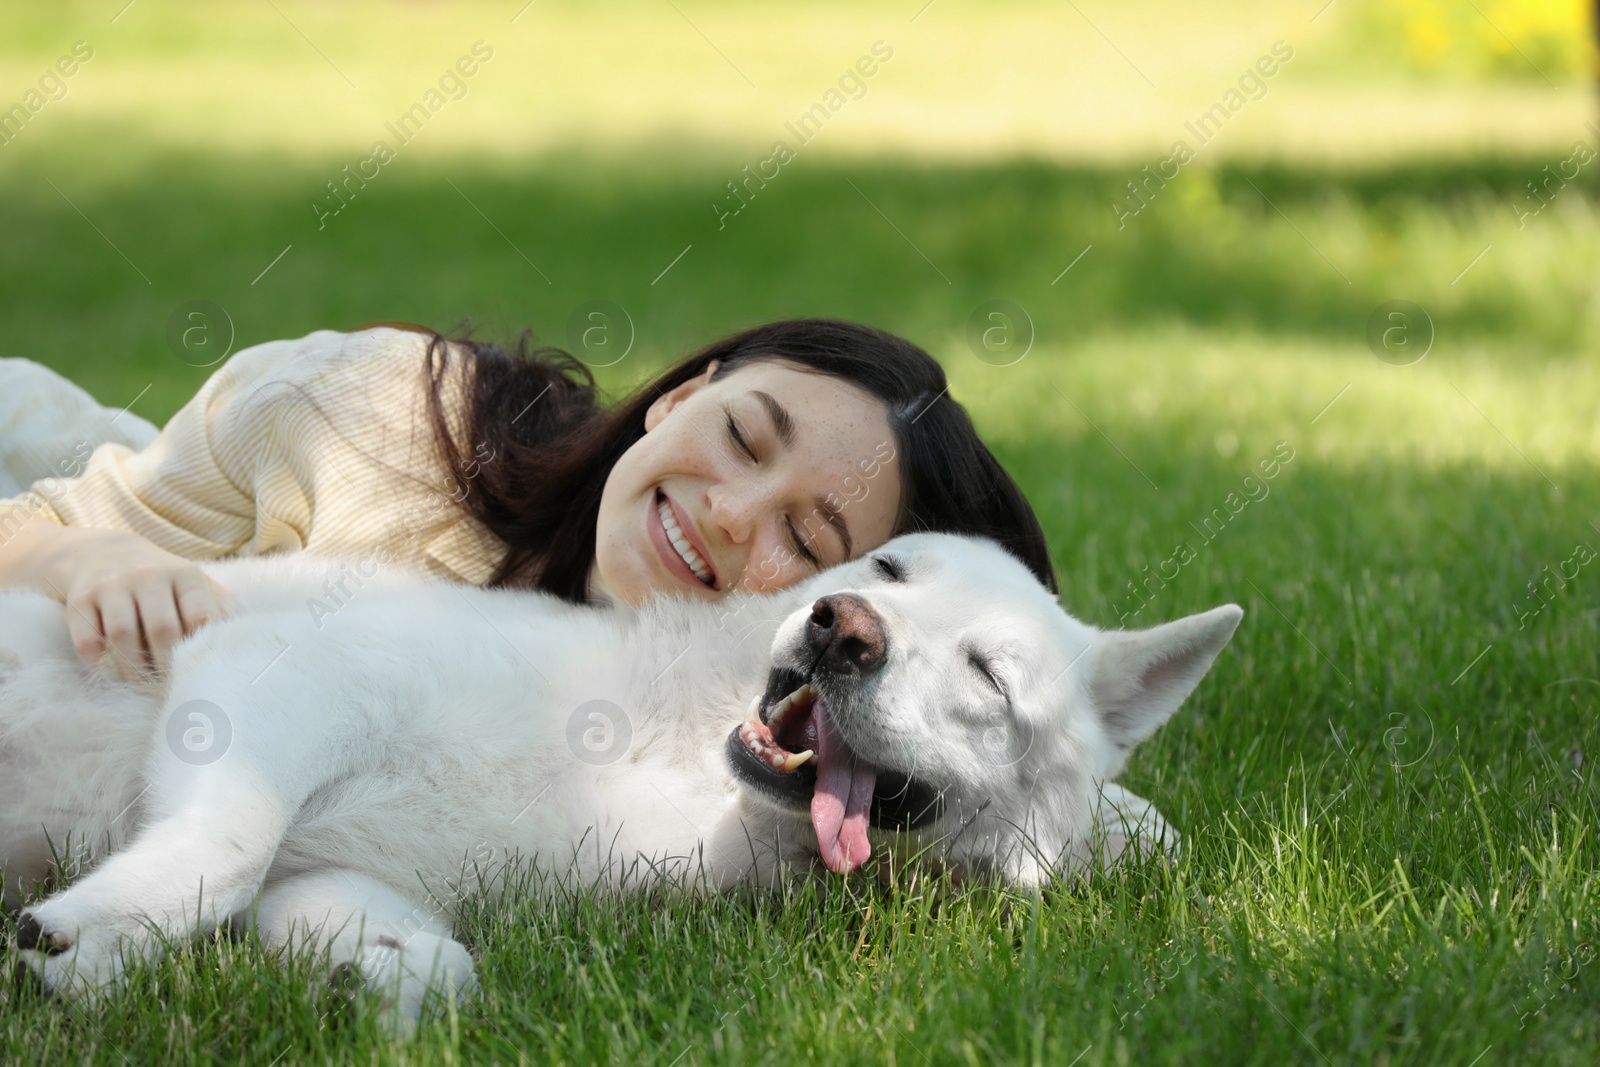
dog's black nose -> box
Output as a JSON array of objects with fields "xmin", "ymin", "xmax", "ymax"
[{"xmin": 806, "ymin": 593, "xmax": 888, "ymax": 675}]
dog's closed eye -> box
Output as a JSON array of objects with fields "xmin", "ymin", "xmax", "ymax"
[
  {"xmin": 872, "ymin": 554, "xmax": 907, "ymax": 583},
  {"xmin": 966, "ymin": 646, "xmax": 1008, "ymax": 700}
]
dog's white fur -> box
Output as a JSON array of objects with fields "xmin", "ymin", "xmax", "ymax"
[{"xmin": 0, "ymin": 533, "xmax": 1240, "ymax": 1029}]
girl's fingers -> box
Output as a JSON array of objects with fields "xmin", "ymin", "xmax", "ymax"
[
  {"xmin": 134, "ymin": 581, "xmax": 185, "ymax": 678},
  {"xmin": 173, "ymin": 570, "xmax": 221, "ymax": 635},
  {"xmin": 65, "ymin": 596, "xmax": 107, "ymax": 669},
  {"xmin": 205, "ymin": 576, "xmax": 239, "ymax": 621},
  {"xmin": 95, "ymin": 593, "xmax": 146, "ymax": 683},
  {"xmin": 48, "ymin": 535, "xmax": 237, "ymax": 682}
]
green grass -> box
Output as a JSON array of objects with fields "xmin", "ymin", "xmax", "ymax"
[{"xmin": 3, "ymin": 1, "xmax": 1600, "ymax": 1063}]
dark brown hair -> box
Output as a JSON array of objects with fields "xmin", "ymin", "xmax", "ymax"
[{"xmin": 420, "ymin": 318, "xmax": 1057, "ymax": 602}]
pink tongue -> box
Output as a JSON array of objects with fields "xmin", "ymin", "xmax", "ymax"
[{"xmin": 809, "ymin": 700, "xmax": 877, "ymax": 874}]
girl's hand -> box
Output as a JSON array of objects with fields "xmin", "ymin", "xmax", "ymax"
[{"xmin": 9, "ymin": 521, "xmax": 240, "ymax": 683}]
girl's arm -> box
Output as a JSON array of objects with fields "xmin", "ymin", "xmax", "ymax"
[
  {"xmin": 0, "ymin": 327, "xmax": 501, "ymax": 681},
  {"xmin": 0, "ymin": 331, "xmax": 353, "ymax": 680}
]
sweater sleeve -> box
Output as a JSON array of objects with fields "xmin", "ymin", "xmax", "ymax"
[
  {"xmin": 0, "ymin": 333, "xmax": 339, "ymax": 558},
  {"xmin": 0, "ymin": 327, "xmax": 509, "ymax": 583}
]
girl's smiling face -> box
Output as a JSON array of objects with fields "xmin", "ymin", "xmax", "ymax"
[{"xmin": 590, "ymin": 359, "xmax": 902, "ymax": 606}]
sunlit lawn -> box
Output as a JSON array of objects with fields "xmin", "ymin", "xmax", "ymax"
[{"xmin": 2, "ymin": 2, "xmax": 1598, "ymax": 1064}]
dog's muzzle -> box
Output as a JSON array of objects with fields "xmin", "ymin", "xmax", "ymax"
[
  {"xmin": 726, "ymin": 593, "xmax": 943, "ymax": 836},
  {"xmin": 804, "ymin": 594, "xmax": 887, "ymax": 677}
]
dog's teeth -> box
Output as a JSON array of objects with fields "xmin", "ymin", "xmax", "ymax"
[
  {"xmin": 746, "ymin": 695, "xmax": 762, "ymax": 724},
  {"xmin": 768, "ymin": 683, "xmax": 818, "ymax": 726},
  {"xmin": 780, "ymin": 750, "xmax": 814, "ymax": 771}
]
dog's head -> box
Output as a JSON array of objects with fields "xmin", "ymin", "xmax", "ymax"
[{"xmin": 726, "ymin": 533, "xmax": 1242, "ymax": 886}]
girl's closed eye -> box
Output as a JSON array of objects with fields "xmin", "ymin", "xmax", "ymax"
[
  {"xmin": 723, "ymin": 400, "xmax": 816, "ymax": 567},
  {"xmin": 723, "ymin": 403, "xmax": 757, "ymax": 462},
  {"xmin": 786, "ymin": 516, "xmax": 819, "ymax": 567}
]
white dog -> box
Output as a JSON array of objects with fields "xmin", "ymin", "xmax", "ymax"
[{"xmin": 1, "ymin": 533, "xmax": 1240, "ymax": 1028}]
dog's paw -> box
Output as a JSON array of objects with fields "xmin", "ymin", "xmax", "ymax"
[
  {"xmin": 11, "ymin": 954, "xmax": 51, "ymax": 1000},
  {"xmin": 326, "ymin": 933, "xmax": 476, "ymax": 1038},
  {"xmin": 314, "ymin": 959, "xmax": 365, "ymax": 1031},
  {"xmin": 15, "ymin": 912, "xmax": 71, "ymax": 955},
  {"xmin": 13, "ymin": 900, "xmax": 135, "ymax": 1001},
  {"xmin": 317, "ymin": 955, "xmax": 422, "ymax": 1039}
]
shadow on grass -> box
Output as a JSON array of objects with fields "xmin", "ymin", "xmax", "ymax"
[{"xmin": 0, "ymin": 144, "xmax": 1594, "ymax": 414}]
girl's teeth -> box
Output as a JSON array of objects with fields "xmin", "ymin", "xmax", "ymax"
[{"xmin": 657, "ymin": 497, "xmax": 712, "ymax": 583}]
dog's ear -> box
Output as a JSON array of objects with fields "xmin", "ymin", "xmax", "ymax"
[{"xmin": 1088, "ymin": 605, "xmax": 1243, "ymax": 754}]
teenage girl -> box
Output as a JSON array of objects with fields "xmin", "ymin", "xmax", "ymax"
[{"xmin": 0, "ymin": 318, "xmax": 1053, "ymax": 684}]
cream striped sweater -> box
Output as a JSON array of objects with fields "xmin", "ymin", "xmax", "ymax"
[{"xmin": 0, "ymin": 328, "xmax": 510, "ymax": 586}]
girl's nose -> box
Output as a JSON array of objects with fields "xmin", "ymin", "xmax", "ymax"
[{"xmin": 706, "ymin": 484, "xmax": 753, "ymax": 545}]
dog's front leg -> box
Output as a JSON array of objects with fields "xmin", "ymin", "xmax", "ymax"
[
  {"xmin": 15, "ymin": 769, "xmax": 296, "ymax": 999},
  {"xmin": 251, "ymin": 869, "xmax": 476, "ymax": 1037},
  {"xmin": 16, "ymin": 650, "xmax": 350, "ymax": 1001}
]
